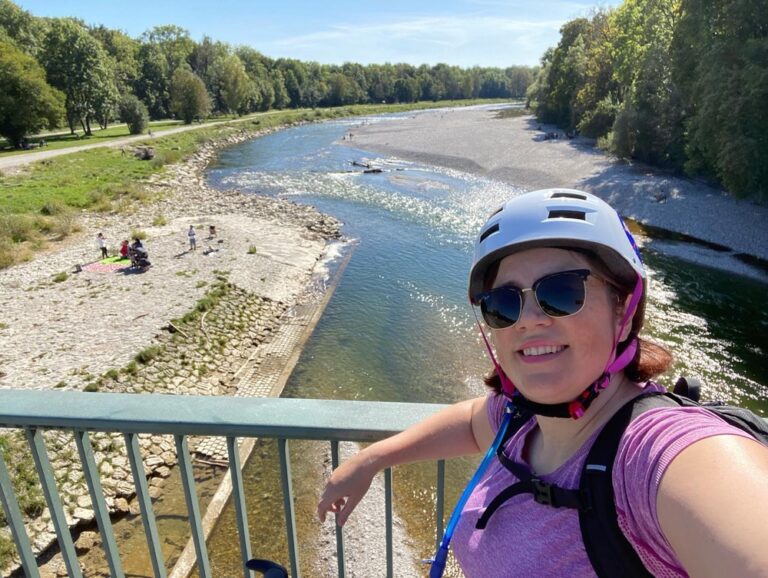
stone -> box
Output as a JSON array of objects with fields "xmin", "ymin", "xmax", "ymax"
[
  {"xmin": 73, "ymin": 508, "xmax": 94, "ymax": 522},
  {"xmin": 75, "ymin": 530, "xmax": 97, "ymax": 553},
  {"xmin": 114, "ymin": 498, "xmax": 130, "ymax": 513}
]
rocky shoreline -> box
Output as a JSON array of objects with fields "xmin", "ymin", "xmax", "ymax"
[{"xmin": 0, "ymin": 125, "xmax": 343, "ymax": 577}]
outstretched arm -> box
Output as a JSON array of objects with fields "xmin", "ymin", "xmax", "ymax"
[
  {"xmin": 657, "ymin": 435, "xmax": 768, "ymax": 577},
  {"xmin": 317, "ymin": 395, "xmax": 493, "ymax": 525}
]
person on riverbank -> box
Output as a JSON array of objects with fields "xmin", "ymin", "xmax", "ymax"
[
  {"xmin": 119, "ymin": 239, "xmax": 130, "ymax": 260},
  {"xmin": 188, "ymin": 225, "xmax": 197, "ymax": 251},
  {"xmin": 318, "ymin": 189, "xmax": 768, "ymax": 577},
  {"xmin": 96, "ymin": 232, "xmax": 108, "ymax": 259}
]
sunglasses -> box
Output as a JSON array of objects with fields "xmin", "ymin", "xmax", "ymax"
[{"xmin": 476, "ymin": 269, "xmax": 594, "ymax": 329}]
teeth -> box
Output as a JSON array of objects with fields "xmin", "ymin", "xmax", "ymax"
[{"xmin": 522, "ymin": 345, "xmax": 564, "ymax": 357}]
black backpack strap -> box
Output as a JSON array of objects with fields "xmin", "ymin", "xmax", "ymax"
[
  {"xmin": 476, "ymin": 404, "xmax": 590, "ymax": 530},
  {"xmin": 578, "ymin": 393, "xmax": 675, "ymax": 578}
]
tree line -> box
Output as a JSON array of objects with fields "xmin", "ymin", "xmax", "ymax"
[
  {"xmin": 0, "ymin": 0, "xmax": 534, "ymax": 147},
  {"xmin": 527, "ymin": 0, "xmax": 768, "ymax": 201}
]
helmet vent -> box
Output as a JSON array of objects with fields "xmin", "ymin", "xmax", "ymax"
[
  {"xmin": 551, "ymin": 192, "xmax": 587, "ymax": 200},
  {"xmin": 548, "ymin": 210, "xmax": 586, "ymax": 220},
  {"xmin": 479, "ymin": 223, "xmax": 500, "ymax": 243}
]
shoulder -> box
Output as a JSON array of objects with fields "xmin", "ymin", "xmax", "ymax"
[
  {"xmin": 611, "ymin": 406, "xmax": 758, "ymax": 573},
  {"xmin": 616, "ymin": 405, "xmax": 753, "ymax": 490}
]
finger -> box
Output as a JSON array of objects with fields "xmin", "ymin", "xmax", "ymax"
[{"xmin": 337, "ymin": 495, "xmax": 361, "ymax": 527}]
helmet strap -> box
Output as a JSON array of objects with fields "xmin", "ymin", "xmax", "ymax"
[{"xmin": 472, "ymin": 274, "xmax": 644, "ymax": 420}]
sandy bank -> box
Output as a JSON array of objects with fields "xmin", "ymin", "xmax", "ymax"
[{"xmin": 343, "ymin": 107, "xmax": 768, "ymax": 271}]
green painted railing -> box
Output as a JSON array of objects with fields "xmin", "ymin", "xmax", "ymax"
[{"xmin": 0, "ymin": 390, "xmax": 449, "ymax": 578}]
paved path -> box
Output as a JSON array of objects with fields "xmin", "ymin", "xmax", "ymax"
[{"xmin": 0, "ymin": 111, "xmax": 281, "ymax": 172}]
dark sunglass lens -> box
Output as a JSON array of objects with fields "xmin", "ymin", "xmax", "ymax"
[
  {"xmin": 481, "ymin": 287, "xmax": 521, "ymax": 328},
  {"xmin": 536, "ymin": 273, "xmax": 586, "ymax": 317}
]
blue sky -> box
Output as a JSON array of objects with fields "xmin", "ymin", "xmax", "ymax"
[{"xmin": 15, "ymin": 1, "xmax": 619, "ymax": 68}]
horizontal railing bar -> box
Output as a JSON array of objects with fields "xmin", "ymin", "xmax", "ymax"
[{"xmin": 0, "ymin": 391, "xmax": 448, "ymax": 440}]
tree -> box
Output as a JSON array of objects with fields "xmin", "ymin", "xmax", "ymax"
[
  {"xmin": 142, "ymin": 25, "xmax": 194, "ymax": 73},
  {"xmin": 675, "ymin": 0, "xmax": 768, "ymax": 199},
  {"xmin": 608, "ymin": 0, "xmax": 684, "ymax": 166},
  {"xmin": 135, "ymin": 42, "xmax": 170, "ymax": 119},
  {"xmin": 170, "ymin": 67, "xmax": 210, "ymax": 123},
  {"xmin": 216, "ymin": 55, "xmax": 252, "ymax": 115},
  {"xmin": 0, "ymin": 40, "xmax": 64, "ymax": 147},
  {"xmin": 89, "ymin": 25, "xmax": 140, "ymax": 95},
  {"xmin": 271, "ymin": 69, "xmax": 290, "ymax": 109},
  {"xmin": 0, "ymin": 0, "xmax": 47, "ymax": 57},
  {"xmin": 42, "ymin": 18, "xmax": 118, "ymax": 135},
  {"xmin": 236, "ymin": 46, "xmax": 274, "ymax": 111},
  {"xmin": 119, "ymin": 94, "xmax": 149, "ymax": 134}
]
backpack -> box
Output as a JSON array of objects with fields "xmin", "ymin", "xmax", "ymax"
[{"xmin": 477, "ymin": 378, "xmax": 768, "ymax": 577}]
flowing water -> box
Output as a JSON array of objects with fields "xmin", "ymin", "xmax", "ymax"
[{"xmin": 201, "ymin": 110, "xmax": 768, "ymax": 576}]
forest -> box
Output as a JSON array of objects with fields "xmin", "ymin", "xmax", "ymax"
[
  {"xmin": 0, "ymin": 0, "xmax": 533, "ymax": 144},
  {"xmin": 527, "ymin": 0, "xmax": 767, "ymax": 201}
]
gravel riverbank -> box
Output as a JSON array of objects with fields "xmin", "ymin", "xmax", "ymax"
[{"xmin": 0, "ymin": 126, "xmax": 345, "ymax": 576}]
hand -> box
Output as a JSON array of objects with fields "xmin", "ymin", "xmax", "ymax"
[{"xmin": 317, "ymin": 450, "xmax": 378, "ymax": 526}]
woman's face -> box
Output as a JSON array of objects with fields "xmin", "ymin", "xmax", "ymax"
[{"xmin": 489, "ymin": 248, "xmax": 625, "ymax": 404}]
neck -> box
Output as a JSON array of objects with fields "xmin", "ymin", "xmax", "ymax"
[{"xmin": 527, "ymin": 374, "xmax": 640, "ymax": 474}]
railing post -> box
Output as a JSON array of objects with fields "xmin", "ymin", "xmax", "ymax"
[
  {"xmin": 436, "ymin": 459, "xmax": 446, "ymax": 553},
  {"xmin": 124, "ymin": 432, "xmax": 167, "ymax": 578},
  {"xmin": 74, "ymin": 430, "xmax": 125, "ymax": 578},
  {"xmin": 227, "ymin": 436, "xmax": 253, "ymax": 578},
  {"xmin": 330, "ymin": 440, "xmax": 346, "ymax": 578},
  {"xmin": 278, "ymin": 438, "xmax": 300, "ymax": 578},
  {"xmin": 0, "ymin": 447, "xmax": 41, "ymax": 578},
  {"xmin": 26, "ymin": 428, "xmax": 83, "ymax": 578},
  {"xmin": 175, "ymin": 435, "xmax": 212, "ymax": 578},
  {"xmin": 385, "ymin": 467, "xmax": 393, "ymax": 578}
]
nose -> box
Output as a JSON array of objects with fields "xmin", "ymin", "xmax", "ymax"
[{"xmin": 515, "ymin": 288, "xmax": 552, "ymax": 330}]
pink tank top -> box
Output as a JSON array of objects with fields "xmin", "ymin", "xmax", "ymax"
[{"xmin": 451, "ymin": 390, "xmax": 752, "ymax": 577}]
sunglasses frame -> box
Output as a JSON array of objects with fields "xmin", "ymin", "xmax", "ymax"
[{"xmin": 476, "ymin": 268, "xmax": 595, "ymax": 329}]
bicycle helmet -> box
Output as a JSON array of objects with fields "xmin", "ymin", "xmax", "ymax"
[{"xmin": 469, "ymin": 188, "xmax": 646, "ymax": 418}]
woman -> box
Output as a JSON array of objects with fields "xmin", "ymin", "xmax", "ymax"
[{"xmin": 317, "ymin": 189, "xmax": 768, "ymax": 577}]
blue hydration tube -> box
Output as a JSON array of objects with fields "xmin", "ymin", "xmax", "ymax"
[{"xmin": 428, "ymin": 402, "xmax": 514, "ymax": 578}]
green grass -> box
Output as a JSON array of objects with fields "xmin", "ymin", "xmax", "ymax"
[{"xmin": 134, "ymin": 345, "xmax": 162, "ymax": 364}]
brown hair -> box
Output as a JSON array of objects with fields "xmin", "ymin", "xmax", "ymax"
[{"xmin": 481, "ymin": 250, "xmax": 673, "ymax": 394}]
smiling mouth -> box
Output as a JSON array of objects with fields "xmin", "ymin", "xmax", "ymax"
[{"xmin": 521, "ymin": 345, "xmax": 566, "ymax": 357}]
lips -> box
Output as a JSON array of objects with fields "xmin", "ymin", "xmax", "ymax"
[{"xmin": 520, "ymin": 344, "xmax": 566, "ymax": 357}]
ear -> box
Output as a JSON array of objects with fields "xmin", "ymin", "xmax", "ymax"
[{"xmin": 615, "ymin": 292, "xmax": 635, "ymax": 342}]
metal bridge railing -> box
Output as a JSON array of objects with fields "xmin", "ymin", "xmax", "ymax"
[{"xmin": 0, "ymin": 390, "xmax": 448, "ymax": 578}]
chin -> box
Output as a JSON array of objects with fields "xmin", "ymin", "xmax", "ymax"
[{"xmin": 514, "ymin": 376, "xmax": 586, "ymax": 405}]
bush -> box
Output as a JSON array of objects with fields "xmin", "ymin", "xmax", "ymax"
[
  {"xmin": 40, "ymin": 199, "xmax": 69, "ymax": 216},
  {"xmin": 119, "ymin": 95, "xmax": 150, "ymax": 135}
]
